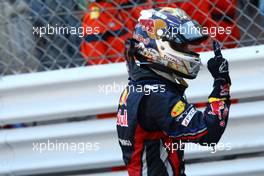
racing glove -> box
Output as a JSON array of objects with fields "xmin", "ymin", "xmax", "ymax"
[
  {"xmin": 207, "ymin": 40, "xmax": 231, "ymax": 100},
  {"xmin": 208, "ymin": 40, "xmax": 231, "ymax": 85}
]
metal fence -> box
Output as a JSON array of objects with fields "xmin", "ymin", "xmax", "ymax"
[{"xmin": 0, "ymin": 0, "xmax": 263, "ymax": 76}]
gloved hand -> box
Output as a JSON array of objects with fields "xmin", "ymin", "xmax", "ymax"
[{"xmin": 207, "ymin": 40, "xmax": 231, "ymax": 85}]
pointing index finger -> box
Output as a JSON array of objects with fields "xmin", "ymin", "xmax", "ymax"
[{"xmin": 213, "ymin": 40, "xmax": 223, "ymax": 58}]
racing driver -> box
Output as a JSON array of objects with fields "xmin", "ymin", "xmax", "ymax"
[{"xmin": 116, "ymin": 7, "xmax": 231, "ymax": 176}]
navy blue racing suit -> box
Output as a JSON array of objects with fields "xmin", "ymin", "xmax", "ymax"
[{"xmin": 116, "ymin": 77, "xmax": 230, "ymax": 176}]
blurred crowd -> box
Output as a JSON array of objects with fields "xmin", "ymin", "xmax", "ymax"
[{"xmin": 0, "ymin": 0, "xmax": 263, "ymax": 76}]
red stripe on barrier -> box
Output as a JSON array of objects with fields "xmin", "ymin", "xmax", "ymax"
[
  {"xmin": 97, "ymin": 112, "xmax": 116, "ymax": 119},
  {"xmin": 111, "ymin": 166, "xmax": 127, "ymax": 172},
  {"xmin": 231, "ymin": 99, "xmax": 239, "ymax": 104}
]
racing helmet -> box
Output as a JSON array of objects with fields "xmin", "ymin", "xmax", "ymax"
[{"xmin": 132, "ymin": 7, "xmax": 208, "ymax": 79}]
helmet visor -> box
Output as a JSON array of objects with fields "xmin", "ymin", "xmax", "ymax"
[
  {"xmin": 179, "ymin": 20, "xmax": 208, "ymax": 44},
  {"xmin": 169, "ymin": 42, "xmax": 200, "ymax": 58}
]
